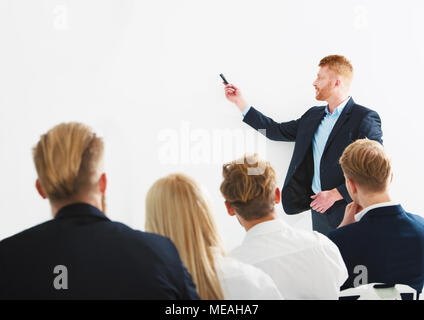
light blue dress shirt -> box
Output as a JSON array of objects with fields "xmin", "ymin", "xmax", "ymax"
[
  {"xmin": 242, "ymin": 97, "xmax": 350, "ymax": 194},
  {"xmin": 312, "ymin": 98, "xmax": 350, "ymax": 194}
]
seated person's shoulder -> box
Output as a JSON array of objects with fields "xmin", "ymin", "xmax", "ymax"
[
  {"xmin": 96, "ymin": 222, "xmax": 187, "ymax": 276},
  {"xmin": 221, "ymin": 256, "xmax": 275, "ymax": 284},
  {"xmin": 216, "ymin": 255, "xmax": 282, "ymax": 299},
  {"xmin": 108, "ymin": 221, "xmax": 177, "ymax": 252},
  {"xmin": 228, "ymin": 245, "xmax": 243, "ymax": 258},
  {"xmin": 327, "ymin": 222, "xmax": 363, "ymax": 244},
  {"xmin": 0, "ymin": 219, "xmax": 55, "ymax": 249},
  {"xmin": 229, "ymin": 241, "xmax": 266, "ymax": 265},
  {"xmin": 309, "ymin": 229, "xmax": 344, "ymax": 248},
  {"xmin": 287, "ymin": 226, "xmax": 337, "ymax": 249},
  {"xmin": 407, "ymin": 211, "xmax": 424, "ymax": 224},
  {"xmin": 218, "ymin": 255, "xmax": 261, "ymax": 277},
  {"xmin": 404, "ymin": 211, "xmax": 424, "ymax": 232}
]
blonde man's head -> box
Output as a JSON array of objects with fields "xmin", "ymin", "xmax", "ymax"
[
  {"xmin": 33, "ymin": 122, "xmax": 104, "ymax": 203},
  {"xmin": 220, "ymin": 154, "xmax": 277, "ymax": 221},
  {"xmin": 339, "ymin": 138, "xmax": 391, "ymax": 192}
]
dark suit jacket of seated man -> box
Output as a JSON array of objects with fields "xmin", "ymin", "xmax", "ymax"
[
  {"xmin": 0, "ymin": 202, "xmax": 200, "ymax": 299},
  {"xmin": 242, "ymin": 97, "xmax": 382, "ymax": 234},
  {"xmin": 328, "ymin": 204, "xmax": 424, "ymax": 295}
]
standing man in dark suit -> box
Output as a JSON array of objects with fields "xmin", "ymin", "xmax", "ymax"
[
  {"xmin": 223, "ymin": 55, "xmax": 383, "ymax": 235},
  {"xmin": 328, "ymin": 139, "xmax": 424, "ymax": 294},
  {"xmin": 0, "ymin": 122, "xmax": 199, "ymax": 299}
]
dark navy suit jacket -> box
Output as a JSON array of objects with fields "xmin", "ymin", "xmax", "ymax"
[
  {"xmin": 243, "ymin": 97, "xmax": 382, "ymax": 228},
  {"xmin": 328, "ymin": 205, "xmax": 424, "ymax": 294},
  {"xmin": 0, "ymin": 203, "xmax": 200, "ymax": 299}
]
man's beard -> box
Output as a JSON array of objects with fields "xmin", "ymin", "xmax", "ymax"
[
  {"xmin": 315, "ymin": 89, "xmax": 326, "ymax": 101},
  {"xmin": 315, "ymin": 85, "xmax": 331, "ymax": 101}
]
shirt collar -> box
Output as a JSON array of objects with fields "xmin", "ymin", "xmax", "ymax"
[
  {"xmin": 354, "ymin": 201, "xmax": 399, "ymax": 222},
  {"xmin": 325, "ymin": 96, "xmax": 351, "ymax": 116},
  {"xmin": 244, "ymin": 218, "xmax": 289, "ymax": 239},
  {"xmin": 55, "ymin": 202, "xmax": 109, "ymax": 221}
]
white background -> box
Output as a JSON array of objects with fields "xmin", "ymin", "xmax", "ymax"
[{"xmin": 1, "ymin": 0, "xmax": 423, "ymax": 250}]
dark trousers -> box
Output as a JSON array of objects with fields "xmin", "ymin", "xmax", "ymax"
[
  {"xmin": 311, "ymin": 209, "xmax": 334, "ymax": 236},
  {"xmin": 311, "ymin": 201, "xmax": 347, "ymax": 236}
]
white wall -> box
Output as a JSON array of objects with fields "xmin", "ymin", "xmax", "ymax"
[{"xmin": 1, "ymin": 0, "xmax": 423, "ymax": 250}]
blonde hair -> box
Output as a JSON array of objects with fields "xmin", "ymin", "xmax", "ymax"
[
  {"xmin": 145, "ymin": 173, "xmax": 226, "ymax": 300},
  {"xmin": 220, "ymin": 154, "xmax": 277, "ymax": 221},
  {"xmin": 33, "ymin": 122, "xmax": 104, "ymax": 202},
  {"xmin": 339, "ymin": 138, "xmax": 391, "ymax": 192},
  {"xmin": 319, "ymin": 55, "xmax": 354, "ymax": 85}
]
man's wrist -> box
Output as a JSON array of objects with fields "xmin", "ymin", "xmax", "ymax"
[
  {"xmin": 331, "ymin": 188, "xmax": 343, "ymax": 201},
  {"xmin": 338, "ymin": 219, "xmax": 351, "ymax": 228},
  {"xmin": 236, "ymin": 99, "xmax": 248, "ymax": 113},
  {"xmin": 338, "ymin": 213, "xmax": 356, "ymax": 228}
]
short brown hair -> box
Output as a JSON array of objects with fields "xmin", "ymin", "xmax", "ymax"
[
  {"xmin": 33, "ymin": 122, "xmax": 104, "ymax": 202},
  {"xmin": 339, "ymin": 139, "xmax": 391, "ymax": 192},
  {"xmin": 220, "ymin": 154, "xmax": 277, "ymax": 221},
  {"xmin": 319, "ymin": 55, "xmax": 354, "ymax": 84}
]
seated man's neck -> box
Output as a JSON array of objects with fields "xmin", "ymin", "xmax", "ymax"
[
  {"xmin": 242, "ymin": 209, "xmax": 278, "ymax": 232},
  {"xmin": 50, "ymin": 194, "xmax": 103, "ymax": 217},
  {"xmin": 358, "ymin": 191, "xmax": 392, "ymax": 210}
]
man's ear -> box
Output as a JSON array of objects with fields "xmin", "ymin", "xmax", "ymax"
[
  {"xmin": 390, "ymin": 172, "xmax": 394, "ymax": 184},
  {"xmin": 224, "ymin": 201, "xmax": 236, "ymax": 216},
  {"xmin": 275, "ymin": 187, "xmax": 281, "ymax": 205},
  {"xmin": 35, "ymin": 179, "xmax": 47, "ymax": 199},
  {"xmin": 99, "ymin": 173, "xmax": 107, "ymax": 194},
  {"xmin": 346, "ymin": 177, "xmax": 357, "ymax": 195},
  {"xmin": 333, "ymin": 78, "xmax": 339, "ymax": 88}
]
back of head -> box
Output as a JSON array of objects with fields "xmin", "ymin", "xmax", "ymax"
[
  {"xmin": 339, "ymin": 138, "xmax": 391, "ymax": 192},
  {"xmin": 33, "ymin": 122, "xmax": 104, "ymax": 204},
  {"xmin": 220, "ymin": 154, "xmax": 277, "ymax": 221},
  {"xmin": 145, "ymin": 173, "xmax": 225, "ymax": 300},
  {"xmin": 319, "ymin": 54, "xmax": 354, "ymax": 87}
]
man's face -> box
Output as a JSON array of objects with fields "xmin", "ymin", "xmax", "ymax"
[{"xmin": 313, "ymin": 66, "xmax": 336, "ymax": 101}]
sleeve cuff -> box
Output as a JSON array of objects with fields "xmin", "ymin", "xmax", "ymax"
[
  {"xmin": 242, "ymin": 105, "xmax": 252, "ymax": 117},
  {"xmin": 336, "ymin": 184, "xmax": 352, "ymax": 203}
]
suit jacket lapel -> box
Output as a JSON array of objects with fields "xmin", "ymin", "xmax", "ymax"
[
  {"xmin": 322, "ymin": 97, "xmax": 354, "ymax": 155},
  {"xmin": 305, "ymin": 107, "xmax": 326, "ymax": 142},
  {"xmin": 288, "ymin": 107, "xmax": 325, "ymax": 174}
]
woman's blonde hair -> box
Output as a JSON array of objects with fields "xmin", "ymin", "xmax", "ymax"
[{"xmin": 145, "ymin": 173, "xmax": 225, "ymax": 300}]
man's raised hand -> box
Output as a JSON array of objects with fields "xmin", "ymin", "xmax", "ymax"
[{"xmin": 224, "ymin": 83, "xmax": 248, "ymax": 113}]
